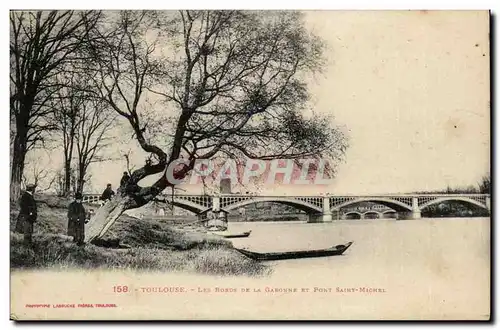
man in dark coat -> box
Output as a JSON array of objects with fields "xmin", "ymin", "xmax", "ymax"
[
  {"xmin": 15, "ymin": 184, "xmax": 37, "ymax": 245},
  {"xmin": 118, "ymin": 172, "xmax": 131, "ymax": 194},
  {"xmin": 100, "ymin": 184, "xmax": 115, "ymax": 204},
  {"xmin": 120, "ymin": 172, "xmax": 130, "ymax": 187},
  {"xmin": 68, "ymin": 192, "xmax": 87, "ymax": 245}
]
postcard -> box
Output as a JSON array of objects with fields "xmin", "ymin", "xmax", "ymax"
[{"xmin": 9, "ymin": 10, "xmax": 490, "ymax": 320}]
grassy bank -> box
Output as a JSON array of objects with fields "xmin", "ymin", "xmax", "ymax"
[
  {"xmin": 10, "ymin": 233, "xmax": 268, "ymax": 276},
  {"xmin": 10, "ymin": 197, "xmax": 270, "ymax": 277}
]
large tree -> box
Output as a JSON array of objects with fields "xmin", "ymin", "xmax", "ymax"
[
  {"xmin": 51, "ymin": 74, "xmax": 83, "ymax": 196},
  {"xmin": 51, "ymin": 73, "xmax": 116, "ymax": 195},
  {"xmin": 74, "ymin": 96, "xmax": 116, "ymax": 193},
  {"xmin": 10, "ymin": 10, "xmax": 101, "ymax": 200},
  {"xmin": 84, "ymin": 10, "xmax": 347, "ymax": 242}
]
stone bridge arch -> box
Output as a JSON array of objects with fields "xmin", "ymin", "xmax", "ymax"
[
  {"xmin": 222, "ymin": 196, "xmax": 323, "ymax": 214},
  {"xmin": 332, "ymin": 197, "xmax": 413, "ymax": 212},
  {"xmin": 344, "ymin": 211, "xmax": 362, "ymax": 219},
  {"xmin": 419, "ymin": 196, "xmax": 489, "ymax": 211},
  {"xmin": 363, "ymin": 211, "xmax": 382, "ymax": 219}
]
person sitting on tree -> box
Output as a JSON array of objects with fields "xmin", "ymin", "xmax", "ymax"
[
  {"xmin": 120, "ymin": 171, "xmax": 130, "ymax": 187},
  {"xmin": 99, "ymin": 183, "xmax": 115, "ymax": 205},
  {"xmin": 118, "ymin": 171, "xmax": 130, "ymax": 194}
]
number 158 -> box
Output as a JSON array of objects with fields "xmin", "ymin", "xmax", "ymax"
[{"xmin": 113, "ymin": 286, "xmax": 129, "ymax": 293}]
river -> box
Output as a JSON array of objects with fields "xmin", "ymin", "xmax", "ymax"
[{"xmin": 221, "ymin": 217, "xmax": 491, "ymax": 319}]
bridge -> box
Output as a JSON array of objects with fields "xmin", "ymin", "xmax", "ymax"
[
  {"xmin": 82, "ymin": 193, "xmax": 491, "ymax": 222},
  {"xmin": 340, "ymin": 204, "xmax": 397, "ymax": 220}
]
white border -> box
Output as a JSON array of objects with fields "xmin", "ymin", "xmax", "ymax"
[
  {"xmin": 5, "ymin": 1, "xmax": 500, "ymax": 10},
  {"xmin": 2, "ymin": 1, "xmax": 498, "ymax": 329}
]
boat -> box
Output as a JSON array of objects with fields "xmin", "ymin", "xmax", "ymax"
[
  {"xmin": 210, "ymin": 230, "xmax": 252, "ymax": 239},
  {"xmin": 234, "ymin": 241, "xmax": 353, "ymax": 261}
]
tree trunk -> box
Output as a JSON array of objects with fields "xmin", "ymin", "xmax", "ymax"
[
  {"xmin": 84, "ymin": 195, "xmax": 134, "ymax": 243},
  {"xmin": 64, "ymin": 158, "xmax": 72, "ymax": 196},
  {"xmin": 84, "ymin": 172, "xmax": 182, "ymax": 243},
  {"xmin": 77, "ymin": 171, "xmax": 85, "ymax": 194},
  {"xmin": 11, "ymin": 132, "xmax": 27, "ymax": 201},
  {"xmin": 10, "ymin": 167, "xmax": 22, "ymax": 202}
]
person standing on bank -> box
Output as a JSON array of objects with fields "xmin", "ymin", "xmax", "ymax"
[
  {"xmin": 99, "ymin": 183, "xmax": 115, "ymax": 206},
  {"xmin": 67, "ymin": 192, "xmax": 87, "ymax": 245},
  {"xmin": 15, "ymin": 184, "xmax": 37, "ymax": 245}
]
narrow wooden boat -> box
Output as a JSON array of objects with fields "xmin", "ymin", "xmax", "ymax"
[
  {"xmin": 235, "ymin": 241, "xmax": 353, "ymax": 261},
  {"xmin": 211, "ymin": 230, "xmax": 252, "ymax": 238}
]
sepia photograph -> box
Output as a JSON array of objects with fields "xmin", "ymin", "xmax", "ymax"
[{"xmin": 8, "ymin": 9, "xmax": 491, "ymax": 320}]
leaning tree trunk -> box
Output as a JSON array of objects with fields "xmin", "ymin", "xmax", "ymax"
[
  {"xmin": 84, "ymin": 195, "xmax": 134, "ymax": 243},
  {"xmin": 85, "ymin": 171, "xmax": 183, "ymax": 243}
]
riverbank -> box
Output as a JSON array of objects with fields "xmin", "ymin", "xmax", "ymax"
[{"xmin": 9, "ymin": 200, "xmax": 270, "ymax": 277}]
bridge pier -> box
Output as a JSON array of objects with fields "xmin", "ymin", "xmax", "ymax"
[
  {"xmin": 200, "ymin": 196, "xmax": 228, "ymax": 229},
  {"xmin": 411, "ymin": 197, "xmax": 422, "ymax": 219},
  {"xmin": 411, "ymin": 211, "xmax": 422, "ymax": 219},
  {"xmin": 322, "ymin": 197, "xmax": 333, "ymax": 222},
  {"xmin": 203, "ymin": 212, "xmax": 228, "ymax": 230},
  {"xmin": 212, "ymin": 196, "xmax": 220, "ymax": 212},
  {"xmin": 307, "ymin": 213, "xmax": 335, "ymax": 223},
  {"xmin": 308, "ymin": 197, "xmax": 334, "ymax": 223},
  {"xmin": 396, "ymin": 212, "xmax": 421, "ymax": 220},
  {"xmin": 322, "ymin": 213, "xmax": 333, "ymax": 222},
  {"xmin": 486, "ymin": 196, "xmax": 491, "ymax": 212},
  {"xmin": 396, "ymin": 198, "xmax": 421, "ymax": 220}
]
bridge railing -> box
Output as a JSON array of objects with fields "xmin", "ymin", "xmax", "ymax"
[
  {"xmin": 82, "ymin": 193, "xmax": 490, "ymax": 205},
  {"xmin": 84, "ymin": 193, "xmax": 490, "ymax": 198},
  {"xmin": 82, "ymin": 194, "xmax": 101, "ymax": 204}
]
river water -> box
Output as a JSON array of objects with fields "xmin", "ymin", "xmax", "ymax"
[{"xmin": 221, "ymin": 217, "xmax": 490, "ymax": 319}]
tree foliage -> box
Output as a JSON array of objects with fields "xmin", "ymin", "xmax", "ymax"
[{"xmin": 86, "ymin": 10, "xmax": 348, "ymax": 207}]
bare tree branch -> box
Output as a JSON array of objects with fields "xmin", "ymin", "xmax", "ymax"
[{"xmin": 10, "ymin": 10, "xmax": 102, "ymax": 200}]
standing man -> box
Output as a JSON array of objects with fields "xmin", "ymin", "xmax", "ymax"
[
  {"xmin": 15, "ymin": 184, "xmax": 37, "ymax": 245},
  {"xmin": 99, "ymin": 183, "xmax": 115, "ymax": 205},
  {"xmin": 67, "ymin": 192, "xmax": 87, "ymax": 245}
]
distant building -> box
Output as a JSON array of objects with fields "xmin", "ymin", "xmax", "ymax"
[{"xmin": 228, "ymin": 202, "xmax": 304, "ymax": 217}]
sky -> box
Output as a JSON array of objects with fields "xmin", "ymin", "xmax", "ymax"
[
  {"xmin": 299, "ymin": 10, "xmax": 490, "ymax": 194},
  {"xmin": 25, "ymin": 10, "xmax": 490, "ymax": 196}
]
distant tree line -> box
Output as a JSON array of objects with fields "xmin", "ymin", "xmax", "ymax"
[
  {"xmin": 415, "ymin": 173, "xmax": 490, "ymax": 217},
  {"xmin": 421, "ymin": 202, "xmax": 489, "ymax": 218},
  {"xmin": 413, "ymin": 174, "xmax": 490, "ymax": 195}
]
